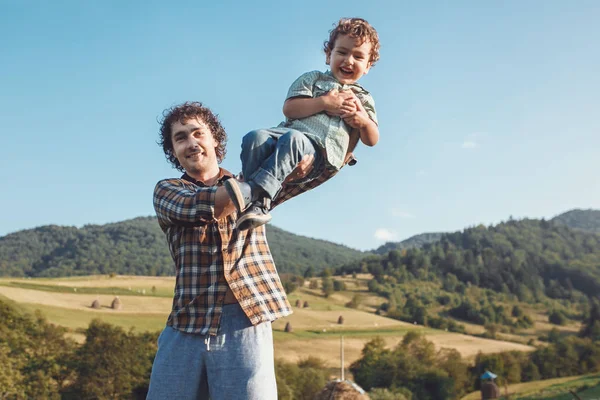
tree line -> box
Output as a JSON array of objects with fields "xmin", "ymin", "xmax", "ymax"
[
  {"xmin": 350, "ymin": 302, "xmax": 600, "ymax": 400},
  {"xmin": 0, "ymin": 217, "xmax": 364, "ymax": 278}
]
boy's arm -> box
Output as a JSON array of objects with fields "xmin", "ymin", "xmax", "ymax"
[
  {"xmin": 283, "ymin": 90, "xmax": 356, "ymax": 120},
  {"xmin": 342, "ymin": 96, "xmax": 379, "ymax": 147}
]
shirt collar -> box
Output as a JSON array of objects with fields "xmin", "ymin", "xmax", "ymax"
[
  {"xmin": 324, "ymin": 70, "xmax": 363, "ymax": 91},
  {"xmin": 181, "ymin": 168, "xmax": 233, "ymax": 187}
]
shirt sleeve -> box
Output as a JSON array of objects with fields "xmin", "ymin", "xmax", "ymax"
[
  {"xmin": 271, "ymin": 168, "xmax": 339, "ymax": 209},
  {"xmin": 285, "ymin": 71, "xmax": 321, "ymax": 100},
  {"xmin": 153, "ymin": 179, "xmax": 217, "ymax": 228}
]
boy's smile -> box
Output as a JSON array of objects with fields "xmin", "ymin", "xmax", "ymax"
[{"xmin": 326, "ymin": 34, "xmax": 372, "ymax": 85}]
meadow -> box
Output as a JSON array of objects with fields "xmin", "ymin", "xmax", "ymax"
[
  {"xmin": 461, "ymin": 374, "xmax": 600, "ymax": 400},
  {"xmin": 0, "ymin": 274, "xmax": 534, "ymax": 368}
]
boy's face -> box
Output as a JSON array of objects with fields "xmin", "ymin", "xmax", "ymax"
[
  {"xmin": 326, "ymin": 34, "xmax": 372, "ymax": 85},
  {"xmin": 170, "ymin": 117, "xmax": 219, "ymax": 175}
]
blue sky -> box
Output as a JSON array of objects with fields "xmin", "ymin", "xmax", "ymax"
[{"xmin": 1, "ymin": 1, "xmax": 598, "ymax": 251}]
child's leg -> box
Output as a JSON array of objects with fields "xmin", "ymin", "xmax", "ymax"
[
  {"xmin": 248, "ymin": 128, "xmax": 320, "ymax": 200},
  {"xmin": 240, "ymin": 129, "xmax": 277, "ymax": 183}
]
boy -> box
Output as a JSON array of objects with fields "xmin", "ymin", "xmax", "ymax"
[{"xmin": 226, "ymin": 17, "xmax": 381, "ymax": 230}]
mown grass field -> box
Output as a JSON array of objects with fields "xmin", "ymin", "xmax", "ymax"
[
  {"xmin": 0, "ymin": 274, "xmax": 538, "ymax": 368},
  {"xmin": 461, "ymin": 374, "xmax": 600, "ymax": 400}
]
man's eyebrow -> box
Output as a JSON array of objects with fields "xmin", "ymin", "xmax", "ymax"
[{"xmin": 172, "ymin": 131, "xmax": 187, "ymax": 138}]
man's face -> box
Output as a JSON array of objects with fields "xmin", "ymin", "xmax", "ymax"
[
  {"xmin": 170, "ymin": 117, "xmax": 219, "ymax": 175},
  {"xmin": 326, "ymin": 34, "xmax": 373, "ymax": 85}
]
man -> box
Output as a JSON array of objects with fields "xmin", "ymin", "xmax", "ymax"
[{"xmin": 147, "ymin": 101, "xmax": 331, "ymax": 399}]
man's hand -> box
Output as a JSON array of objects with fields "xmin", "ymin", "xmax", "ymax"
[
  {"xmin": 285, "ymin": 154, "xmax": 315, "ymax": 183},
  {"xmin": 322, "ymin": 89, "xmax": 357, "ymax": 116}
]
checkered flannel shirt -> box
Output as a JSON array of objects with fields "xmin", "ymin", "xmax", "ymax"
[{"xmin": 153, "ymin": 168, "xmax": 293, "ymax": 336}]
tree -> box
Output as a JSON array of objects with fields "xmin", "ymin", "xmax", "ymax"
[
  {"xmin": 333, "ymin": 280, "xmax": 346, "ymax": 291},
  {"xmin": 67, "ymin": 319, "xmax": 155, "ymax": 399},
  {"xmin": 321, "ymin": 278, "xmax": 334, "ymax": 298},
  {"xmin": 549, "ymin": 310, "xmax": 567, "ymax": 326},
  {"xmin": 0, "ymin": 343, "xmax": 26, "ymax": 399}
]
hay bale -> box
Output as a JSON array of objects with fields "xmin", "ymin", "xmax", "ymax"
[
  {"xmin": 338, "ymin": 315, "xmax": 344, "ymax": 325},
  {"xmin": 91, "ymin": 299, "xmax": 101, "ymax": 309},
  {"xmin": 303, "ymin": 301, "xmax": 309, "ymax": 308},
  {"xmin": 284, "ymin": 322, "xmax": 293, "ymax": 333},
  {"xmin": 295, "ymin": 299, "xmax": 302, "ymax": 307},
  {"xmin": 111, "ymin": 296, "xmax": 122, "ymax": 310},
  {"xmin": 314, "ymin": 380, "xmax": 370, "ymax": 400}
]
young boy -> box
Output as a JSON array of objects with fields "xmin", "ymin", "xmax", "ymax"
[{"xmin": 226, "ymin": 17, "xmax": 381, "ymax": 230}]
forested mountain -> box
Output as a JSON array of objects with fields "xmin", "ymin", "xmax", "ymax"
[
  {"xmin": 340, "ymin": 217, "xmax": 600, "ymax": 301},
  {"xmin": 372, "ymin": 209, "xmax": 600, "ymax": 256},
  {"xmin": 373, "ymin": 232, "xmax": 444, "ymax": 255},
  {"xmin": 552, "ymin": 208, "xmax": 600, "ymax": 233},
  {"xmin": 0, "ymin": 217, "xmax": 364, "ymax": 277},
  {"xmin": 266, "ymin": 225, "xmax": 365, "ymax": 274}
]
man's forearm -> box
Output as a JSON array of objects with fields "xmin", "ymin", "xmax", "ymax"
[
  {"xmin": 154, "ymin": 180, "xmax": 236, "ymax": 225},
  {"xmin": 214, "ymin": 187, "xmax": 237, "ymax": 220}
]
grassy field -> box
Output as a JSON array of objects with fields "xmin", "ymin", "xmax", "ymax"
[
  {"xmin": 461, "ymin": 374, "xmax": 600, "ymax": 400},
  {"xmin": 0, "ymin": 274, "xmax": 538, "ymax": 368}
]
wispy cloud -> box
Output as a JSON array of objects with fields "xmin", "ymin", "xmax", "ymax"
[
  {"xmin": 374, "ymin": 228, "xmax": 398, "ymax": 241},
  {"xmin": 391, "ymin": 209, "xmax": 415, "ymax": 219},
  {"xmin": 461, "ymin": 140, "xmax": 478, "ymax": 149},
  {"xmin": 461, "ymin": 132, "xmax": 487, "ymax": 149}
]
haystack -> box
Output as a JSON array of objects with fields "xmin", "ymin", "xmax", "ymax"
[
  {"xmin": 284, "ymin": 322, "xmax": 293, "ymax": 333},
  {"xmin": 111, "ymin": 296, "xmax": 122, "ymax": 310},
  {"xmin": 91, "ymin": 299, "xmax": 101, "ymax": 309},
  {"xmin": 338, "ymin": 315, "xmax": 344, "ymax": 324},
  {"xmin": 314, "ymin": 380, "xmax": 370, "ymax": 400},
  {"xmin": 295, "ymin": 299, "xmax": 302, "ymax": 307},
  {"xmin": 303, "ymin": 301, "xmax": 309, "ymax": 308}
]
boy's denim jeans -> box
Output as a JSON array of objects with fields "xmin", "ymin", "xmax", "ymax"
[
  {"xmin": 146, "ymin": 303, "xmax": 277, "ymax": 400},
  {"xmin": 241, "ymin": 127, "xmax": 324, "ymax": 199}
]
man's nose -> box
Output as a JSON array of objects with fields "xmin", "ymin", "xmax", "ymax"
[{"xmin": 186, "ymin": 137, "xmax": 199, "ymax": 149}]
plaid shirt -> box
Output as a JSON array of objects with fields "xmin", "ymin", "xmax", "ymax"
[
  {"xmin": 153, "ymin": 168, "xmax": 293, "ymax": 336},
  {"xmin": 272, "ymin": 165, "xmax": 339, "ymax": 208}
]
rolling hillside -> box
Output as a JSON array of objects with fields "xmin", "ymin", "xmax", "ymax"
[
  {"xmin": 551, "ymin": 208, "xmax": 600, "ymax": 233},
  {"xmin": 0, "ymin": 217, "xmax": 364, "ymax": 277}
]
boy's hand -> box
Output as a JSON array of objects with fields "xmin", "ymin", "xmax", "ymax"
[
  {"xmin": 341, "ymin": 96, "xmax": 372, "ymax": 129},
  {"xmin": 322, "ymin": 89, "xmax": 356, "ymax": 116}
]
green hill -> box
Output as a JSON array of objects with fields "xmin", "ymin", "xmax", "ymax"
[
  {"xmin": 340, "ymin": 217, "xmax": 600, "ymax": 302},
  {"xmin": 0, "ymin": 217, "xmax": 364, "ymax": 277},
  {"xmin": 373, "ymin": 232, "xmax": 444, "ymax": 255},
  {"xmin": 552, "ymin": 209, "xmax": 600, "ymax": 234}
]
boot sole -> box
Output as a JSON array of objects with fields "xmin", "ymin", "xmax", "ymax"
[{"xmin": 237, "ymin": 212, "xmax": 272, "ymax": 231}]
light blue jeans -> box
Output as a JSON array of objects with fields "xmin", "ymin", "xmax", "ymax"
[
  {"xmin": 146, "ymin": 303, "xmax": 277, "ymax": 400},
  {"xmin": 241, "ymin": 127, "xmax": 325, "ymax": 199}
]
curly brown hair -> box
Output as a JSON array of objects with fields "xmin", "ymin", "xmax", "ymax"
[
  {"xmin": 158, "ymin": 101, "xmax": 228, "ymax": 171},
  {"xmin": 323, "ymin": 18, "xmax": 380, "ymax": 66}
]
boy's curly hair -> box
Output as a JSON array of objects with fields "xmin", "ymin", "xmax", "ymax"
[
  {"xmin": 323, "ymin": 18, "xmax": 380, "ymax": 66},
  {"xmin": 158, "ymin": 101, "xmax": 228, "ymax": 171}
]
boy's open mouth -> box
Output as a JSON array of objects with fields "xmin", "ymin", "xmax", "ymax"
[{"xmin": 340, "ymin": 67, "xmax": 353, "ymax": 76}]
